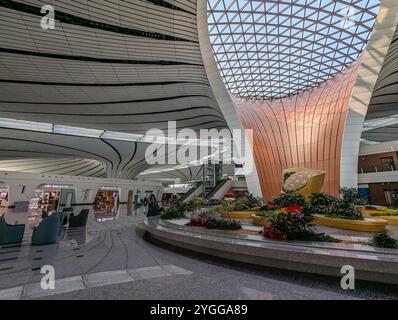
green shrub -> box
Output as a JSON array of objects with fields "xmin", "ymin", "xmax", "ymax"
[
  {"xmin": 232, "ymin": 200, "xmax": 251, "ymax": 211},
  {"xmin": 368, "ymin": 211, "xmax": 398, "ymax": 217},
  {"xmin": 221, "ymin": 199, "xmax": 249, "ymax": 211},
  {"xmin": 272, "ymin": 191, "xmax": 306, "ymax": 208},
  {"xmin": 173, "ymin": 198, "xmax": 205, "ymax": 215},
  {"xmin": 292, "ymin": 232, "xmax": 340, "ymax": 242},
  {"xmin": 189, "ymin": 197, "xmax": 205, "ymax": 210},
  {"xmin": 362, "ymin": 207, "xmax": 398, "ymax": 216},
  {"xmin": 324, "ymin": 200, "xmax": 363, "ymax": 220},
  {"xmin": 241, "ymin": 193, "xmax": 261, "ymax": 208},
  {"xmin": 310, "ymin": 192, "xmax": 338, "ymax": 215},
  {"xmin": 160, "ymin": 207, "xmax": 185, "ymax": 220},
  {"xmin": 269, "ymin": 211, "xmax": 314, "ymax": 238},
  {"xmin": 263, "ymin": 211, "xmax": 339, "ymax": 242},
  {"xmin": 221, "ymin": 194, "xmax": 261, "ymax": 212},
  {"xmin": 340, "ymin": 187, "xmax": 368, "ymax": 206},
  {"xmin": 206, "ymin": 218, "xmax": 242, "ymax": 230},
  {"xmin": 186, "ymin": 216, "xmax": 242, "ymax": 230},
  {"xmin": 174, "ymin": 201, "xmax": 189, "ymax": 213},
  {"xmin": 208, "ymin": 205, "xmax": 222, "ymax": 214},
  {"xmin": 372, "ymin": 232, "xmax": 398, "ymax": 249},
  {"xmin": 220, "ymin": 200, "xmax": 237, "ymax": 212},
  {"xmin": 196, "ymin": 210, "xmax": 216, "ymax": 220}
]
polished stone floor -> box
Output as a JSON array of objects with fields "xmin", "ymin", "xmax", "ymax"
[{"xmin": 0, "ymin": 206, "xmax": 397, "ymax": 300}]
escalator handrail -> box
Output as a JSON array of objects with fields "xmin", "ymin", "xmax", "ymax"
[
  {"xmin": 206, "ymin": 179, "xmax": 229, "ymax": 200},
  {"xmin": 179, "ymin": 181, "xmax": 203, "ymax": 202}
]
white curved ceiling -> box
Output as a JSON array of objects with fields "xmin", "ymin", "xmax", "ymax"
[
  {"xmin": 0, "ymin": 0, "xmax": 227, "ymax": 133},
  {"xmin": 0, "ymin": 158, "xmax": 108, "ymax": 178},
  {"xmin": 0, "ymin": 0, "xmax": 228, "ymax": 179},
  {"xmin": 361, "ymin": 25, "xmax": 398, "ymax": 142},
  {"xmin": 0, "ymin": 126, "xmax": 154, "ymax": 179}
]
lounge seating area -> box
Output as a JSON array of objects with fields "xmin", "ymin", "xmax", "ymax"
[
  {"xmin": 31, "ymin": 214, "xmax": 61, "ymax": 246},
  {"xmin": 68, "ymin": 209, "xmax": 89, "ymax": 228},
  {"xmin": 0, "ymin": 216, "xmax": 25, "ymax": 245},
  {"xmin": 0, "ymin": 208, "xmax": 90, "ymax": 246}
]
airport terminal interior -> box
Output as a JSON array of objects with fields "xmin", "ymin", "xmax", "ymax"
[{"xmin": 0, "ymin": 0, "xmax": 398, "ymax": 300}]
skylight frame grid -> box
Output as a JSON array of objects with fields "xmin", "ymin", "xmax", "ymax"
[{"xmin": 207, "ymin": 0, "xmax": 380, "ymax": 100}]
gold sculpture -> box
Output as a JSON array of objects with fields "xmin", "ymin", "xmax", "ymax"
[{"xmin": 282, "ymin": 168, "xmax": 326, "ymax": 202}]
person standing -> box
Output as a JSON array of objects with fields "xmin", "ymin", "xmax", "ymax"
[{"xmin": 147, "ymin": 194, "xmax": 159, "ymax": 217}]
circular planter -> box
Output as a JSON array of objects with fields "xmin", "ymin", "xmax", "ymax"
[
  {"xmin": 313, "ymin": 214, "xmax": 387, "ymax": 232},
  {"xmin": 251, "ymin": 214, "xmax": 271, "ymax": 227},
  {"xmin": 221, "ymin": 211, "xmax": 252, "ymax": 219},
  {"xmin": 370, "ymin": 216, "xmax": 398, "ymax": 226}
]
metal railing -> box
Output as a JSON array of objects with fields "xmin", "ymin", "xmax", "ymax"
[{"xmin": 358, "ymin": 165, "xmax": 396, "ymax": 174}]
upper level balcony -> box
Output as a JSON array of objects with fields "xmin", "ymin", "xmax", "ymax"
[{"xmin": 358, "ymin": 164, "xmax": 396, "ymax": 174}]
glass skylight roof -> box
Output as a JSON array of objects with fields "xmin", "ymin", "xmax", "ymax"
[{"xmin": 207, "ymin": 0, "xmax": 380, "ymax": 99}]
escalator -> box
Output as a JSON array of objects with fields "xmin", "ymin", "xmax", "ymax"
[
  {"xmin": 179, "ymin": 181, "xmax": 203, "ymax": 203},
  {"xmin": 206, "ymin": 179, "xmax": 233, "ymax": 201}
]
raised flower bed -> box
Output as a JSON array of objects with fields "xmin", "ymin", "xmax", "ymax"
[
  {"xmin": 187, "ymin": 216, "xmax": 242, "ymax": 231},
  {"xmin": 258, "ymin": 203, "xmax": 339, "ymax": 242},
  {"xmin": 220, "ymin": 194, "xmax": 262, "ymax": 219},
  {"xmin": 313, "ymin": 214, "xmax": 387, "ymax": 232},
  {"xmin": 361, "ymin": 207, "xmax": 398, "ymax": 225},
  {"xmin": 251, "ymin": 214, "xmax": 271, "ymax": 226},
  {"xmin": 247, "ymin": 206, "xmax": 262, "ymax": 212},
  {"xmin": 221, "ymin": 210, "xmax": 253, "ymax": 219},
  {"xmin": 309, "ymin": 190, "xmax": 387, "ymax": 232}
]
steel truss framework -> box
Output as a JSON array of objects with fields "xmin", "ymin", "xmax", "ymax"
[{"xmin": 207, "ymin": 0, "xmax": 380, "ymax": 99}]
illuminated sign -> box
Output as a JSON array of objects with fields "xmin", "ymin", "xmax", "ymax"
[
  {"xmin": 100, "ymin": 186, "xmax": 119, "ymax": 190},
  {"xmin": 42, "ymin": 184, "xmax": 73, "ymax": 189}
]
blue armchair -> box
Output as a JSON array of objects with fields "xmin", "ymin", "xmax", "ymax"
[
  {"xmin": 51, "ymin": 212, "xmax": 65, "ymax": 235},
  {"xmin": 31, "ymin": 214, "xmax": 61, "ymax": 245},
  {"xmin": 0, "ymin": 216, "xmax": 25, "ymax": 245},
  {"xmin": 68, "ymin": 209, "xmax": 89, "ymax": 228}
]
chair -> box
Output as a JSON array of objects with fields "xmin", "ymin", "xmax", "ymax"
[
  {"xmin": 0, "ymin": 216, "xmax": 25, "ymax": 245},
  {"xmin": 68, "ymin": 209, "xmax": 89, "ymax": 228},
  {"xmin": 51, "ymin": 212, "xmax": 64, "ymax": 235},
  {"xmin": 31, "ymin": 214, "xmax": 60, "ymax": 245}
]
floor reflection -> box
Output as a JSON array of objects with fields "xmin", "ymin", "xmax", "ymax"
[
  {"xmin": 0, "ymin": 205, "xmax": 147, "ymax": 282},
  {"xmin": 1, "ymin": 204, "xmax": 147, "ymax": 248}
]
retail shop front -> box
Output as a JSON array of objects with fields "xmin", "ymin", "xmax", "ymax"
[
  {"xmin": 0, "ymin": 183, "xmax": 9, "ymax": 216},
  {"xmin": 29, "ymin": 184, "xmax": 76, "ymax": 217},
  {"xmin": 0, "ymin": 183, "xmax": 9, "ymax": 207},
  {"xmin": 93, "ymin": 186, "xmax": 120, "ymax": 222}
]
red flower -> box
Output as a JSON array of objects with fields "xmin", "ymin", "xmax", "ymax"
[
  {"xmin": 285, "ymin": 205, "xmax": 302, "ymax": 213},
  {"xmin": 262, "ymin": 227, "xmax": 288, "ymax": 240},
  {"xmin": 265, "ymin": 202, "xmax": 276, "ymax": 210},
  {"xmin": 190, "ymin": 217, "xmax": 208, "ymax": 226}
]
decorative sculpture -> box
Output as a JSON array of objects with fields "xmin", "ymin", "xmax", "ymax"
[{"xmin": 282, "ymin": 168, "xmax": 326, "ymax": 202}]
